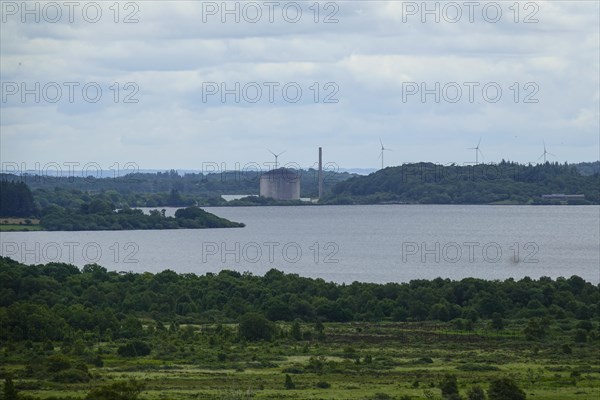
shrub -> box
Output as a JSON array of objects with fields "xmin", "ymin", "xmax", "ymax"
[
  {"xmin": 316, "ymin": 381, "xmax": 331, "ymax": 389},
  {"xmin": 282, "ymin": 366, "xmax": 304, "ymax": 374},
  {"xmin": 440, "ymin": 374, "xmax": 459, "ymax": 397},
  {"xmin": 576, "ymin": 320, "xmax": 593, "ymax": 331},
  {"xmin": 524, "ymin": 318, "xmax": 547, "ymax": 340},
  {"xmin": 284, "ymin": 374, "xmax": 295, "ymax": 390},
  {"xmin": 488, "ymin": 377, "xmax": 526, "ymax": 400},
  {"xmin": 239, "ymin": 313, "xmax": 275, "ymax": 342},
  {"xmin": 85, "ymin": 380, "xmax": 144, "ymax": 400},
  {"xmin": 467, "ymin": 385, "xmax": 486, "ymax": 400},
  {"xmin": 372, "ymin": 393, "xmax": 393, "ymax": 400},
  {"xmin": 291, "ymin": 320, "xmax": 302, "ymax": 341},
  {"xmin": 46, "ymin": 354, "xmax": 71, "ymax": 373},
  {"xmin": 117, "ymin": 340, "xmax": 151, "ymax": 357},
  {"xmin": 53, "ymin": 368, "xmax": 90, "ymax": 383},
  {"xmin": 561, "ymin": 344, "xmax": 572, "ymax": 354},
  {"xmin": 3, "ymin": 377, "xmax": 18, "ymax": 400},
  {"xmin": 491, "ymin": 313, "xmax": 504, "ymax": 330},
  {"xmin": 574, "ymin": 329, "xmax": 587, "ymax": 343}
]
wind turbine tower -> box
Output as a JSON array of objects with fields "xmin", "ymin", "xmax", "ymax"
[
  {"xmin": 538, "ymin": 141, "xmax": 555, "ymax": 163},
  {"xmin": 467, "ymin": 138, "xmax": 483, "ymax": 165},
  {"xmin": 267, "ymin": 149, "xmax": 286, "ymax": 170},
  {"xmin": 378, "ymin": 138, "xmax": 392, "ymax": 170}
]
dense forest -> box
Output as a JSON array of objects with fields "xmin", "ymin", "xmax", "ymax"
[
  {"xmin": 1, "ymin": 257, "xmax": 597, "ymax": 340},
  {"xmin": 323, "ymin": 162, "xmax": 600, "ymax": 205}
]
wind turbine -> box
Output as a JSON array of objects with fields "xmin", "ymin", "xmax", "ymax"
[
  {"xmin": 538, "ymin": 141, "xmax": 555, "ymax": 163},
  {"xmin": 467, "ymin": 138, "xmax": 483, "ymax": 165},
  {"xmin": 378, "ymin": 138, "xmax": 392, "ymax": 170},
  {"xmin": 267, "ymin": 149, "xmax": 286, "ymax": 170}
]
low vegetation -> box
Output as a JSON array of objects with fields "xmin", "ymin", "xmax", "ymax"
[{"xmin": 0, "ymin": 257, "xmax": 598, "ymax": 399}]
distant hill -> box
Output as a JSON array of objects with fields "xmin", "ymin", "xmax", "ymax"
[
  {"xmin": 0, "ymin": 169, "xmax": 356, "ymax": 209},
  {"xmin": 323, "ymin": 161, "xmax": 599, "ymax": 205},
  {"xmin": 3, "ymin": 163, "xmax": 597, "ymax": 208}
]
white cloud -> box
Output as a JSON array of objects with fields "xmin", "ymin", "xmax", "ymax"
[{"xmin": 1, "ymin": 0, "xmax": 598, "ymax": 169}]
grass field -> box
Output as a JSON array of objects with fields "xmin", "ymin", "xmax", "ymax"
[
  {"xmin": 0, "ymin": 224, "xmax": 43, "ymax": 232},
  {"xmin": 0, "ymin": 218, "xmax": 42, "ymax": 231},
  {"xmin": 2, "ymin": 321, "xmax": 599, "ymax": 399}
]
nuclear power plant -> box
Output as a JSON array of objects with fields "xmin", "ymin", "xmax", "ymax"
[
  {"xmin": 259, "ymin": 147, "xmax": 323, "ymax": 201},
  {"xmin": 259, "ymin": 168, "xmax": 300, "ymax": 200}
]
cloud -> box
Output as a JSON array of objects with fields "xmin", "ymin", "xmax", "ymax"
[{"xmin": 1, "ymin": 0, "xmax": 598, "ymax": 169}]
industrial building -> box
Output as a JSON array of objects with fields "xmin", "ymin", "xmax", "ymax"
[
  {"xmin": 541, "ymin": 194, "xmax": 585, "ymax": 200},
  {"xmin": 259, "ymin": 168, "xmax": 300, "ymax": 200}
]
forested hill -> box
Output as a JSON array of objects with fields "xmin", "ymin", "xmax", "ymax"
[
  {"xmin": 0, "ymin": 168, "xmax": 355, "ymax": 206},
  {"xmin": 323, "ymin": 161, "xmax": 600, "ymax": 205}
]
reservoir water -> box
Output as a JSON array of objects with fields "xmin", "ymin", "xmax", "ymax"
[{"xmin": 1, "ymin": 205, "xmax": 598, "ymax": 284}]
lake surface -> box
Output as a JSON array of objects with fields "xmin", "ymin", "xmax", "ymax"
[{"xmin": 1, "ymin": 205, "xmax": 598, "ymax": 284}]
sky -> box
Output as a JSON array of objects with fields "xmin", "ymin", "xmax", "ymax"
[{"xmin": 1, "ymin": 0, "xmax": 599, "ymax": 173}]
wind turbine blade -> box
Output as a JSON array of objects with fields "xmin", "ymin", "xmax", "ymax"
[
  {"xmin": 538, "ymin": 153, "xmax": 545, "ymax": 160},
  {"xmin": 477, "ymin": 137, "xmax": 482, "ymax": 148},
  {"xmin": 267, "ymin": 149, "xmax": 276, "ymax": 156},
  {"xmin": 278, "ymin": 150, "xmax": 286, "ymax": 157},
  {"xmin": 548, "ymin": 152, "xmax": 556, "ymax": 157},
  {"xmin": 379, "ymin": 137, "xmax": 383, "ymax": 148},
  {"xmin": 378, "ymin": 153, "xmax": 382, "ymax": 159}
]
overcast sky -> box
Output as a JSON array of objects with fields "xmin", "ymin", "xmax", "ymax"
[{"xmin": 1, "ymin": 0, "xmax": 598, "ymax": 172}]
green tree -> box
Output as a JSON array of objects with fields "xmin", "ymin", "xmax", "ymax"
[
  {"xmin": 284, "ymin": 374, "xmax": 295, "ymax": 390},
  {"xmin": 574, "ymin": 329, "xmax": 587, "ymax": 343},
  {"xmin": 46, "ymin": 354, "xmax": 72, "ymax": 373},
  {"xmin": 0, "ymin": 181, "xmax": 38, "ymax": 217},
  {"xmin": 291, "ymin": 320, "xmax": 302, "ymax": 341},
  {"xmin": 467, "ymin": 385, "xmax": 486, "ymax": 400},
  {"xmin": 238, "ymin": 312, "xmax": 275, "ymax": 341},
  {"xmin": 117, "ymin": 340, "xmax": 151, "ymax": 357},
  {"xmin": 440, "ymin": 374, "xmax": 459, "ymax": 399},
  {"xmin": 3, "ymin": 377, "xmax": 18, "ymax": 400},
  {"xmin": 119, "ymin": 316, "xmax": 144, "ymax": 338},
  {"xmin": 524, "ymin": 318, "xmax": 546, "ymax": 340},
  {"xmin": 491, "ymin": 313, "xmax": 504, "ymax": 330},
  {"xmin": 488, "ymin": 377, "xmax": 526, "ymax": 400}
]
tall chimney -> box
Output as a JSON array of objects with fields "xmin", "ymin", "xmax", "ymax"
[{"xmin": 318, "ymin": 147, "xmax": 323, "ymax": 199}]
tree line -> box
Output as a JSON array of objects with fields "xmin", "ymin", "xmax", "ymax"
[
  {"xmin": 0, "ymin": 181, "xmax": 244, "ymax": 230},
  {"xmin": 40, "ymin": 201, "xmax": 244, "ymax": 231},
  {"xmin": 324, "ymin": 161, "xmax": 600, "ymax": 205},
  {"xmin": 1, "ymin": 257, "xmax": 598, "ymax": 343},
  {"xmin": 1, "ymin": 167, "xmax": 354, "ymax": 205}
]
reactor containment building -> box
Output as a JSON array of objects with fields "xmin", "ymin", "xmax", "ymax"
[{"xmin": 259, "ymin": 168, "xmax": 300, "ymax": 200}]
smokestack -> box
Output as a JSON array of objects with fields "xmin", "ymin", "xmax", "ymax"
[{"xmin": 318, "ymin": 147, "xmax": 323, "ymax": 199}]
